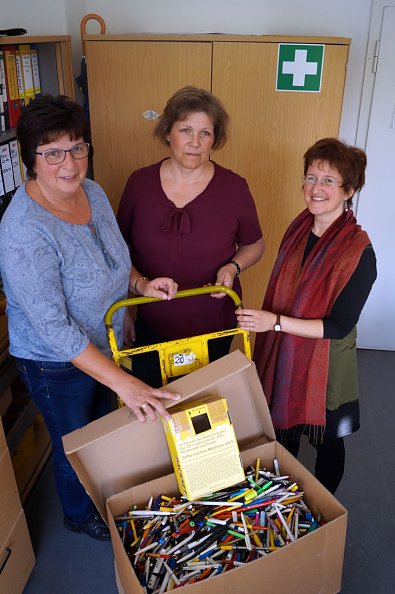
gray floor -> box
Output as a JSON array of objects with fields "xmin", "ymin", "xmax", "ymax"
[{"xmin": 22, "ymin": 349, "xmax": 395, "ymax": 594}]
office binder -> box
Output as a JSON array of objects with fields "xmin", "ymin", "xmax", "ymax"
[
  {"xmin": 0, "ymin": 142, "xmax": 15, "ymax": 193},
  {"xmin": 0, "ymin": 84, "xmax": 5, "ymax": 132},
  {"xmin": 9, "ymin": 139, "xmax": 23, "ymax": 187},
  {"xmin": 30, "ymin": 45, "xmax": 41, "ymax": 96},
  {"xmin": 3, "ymin": 45, "xmax": 22, "ymax": 127},
  {"xmin": 15, "ymin": 48, "xmax": 25, "ymax": 108},
  {"xmin": 0, "ymin": 163, "xmax": 5, "ymax": 197},
  {"xmin": 19, "ymin": 45, "xmax": 35, "ymax": 105},
  {"xmin": 0, "ymin": 50, "xmax": 9, "ymax": 129}
]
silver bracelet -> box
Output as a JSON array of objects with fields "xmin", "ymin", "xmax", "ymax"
[{"xmin": 133, "ymin": 276, "xmax": 148, "ymax": 294}]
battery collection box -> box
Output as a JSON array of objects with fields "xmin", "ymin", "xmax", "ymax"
[{"xmin": 161, "ymin": 396, "xmax": 245, "ymax": 500}]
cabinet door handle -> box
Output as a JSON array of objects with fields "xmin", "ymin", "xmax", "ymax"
[{"xmin": 0, "ymin": 547, "xmax": 12, "ymax": 574}]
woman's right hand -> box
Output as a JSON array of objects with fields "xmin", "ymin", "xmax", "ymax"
[
  {"xmin": 72, "ymin": 342, "xmax": 181, "ymax": 424},
  {"xmin": 116, "ymin": 374, "xmax": 181, "ymax": 423}
]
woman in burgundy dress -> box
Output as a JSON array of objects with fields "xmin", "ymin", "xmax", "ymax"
[{"xmin": 117, "ymin": 86, "xmax": 264, "ymax": 386}]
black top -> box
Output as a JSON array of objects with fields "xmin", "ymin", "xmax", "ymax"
[{"xmin": 302, "ymin": 231, "xmax": 377, "ymax": 339}]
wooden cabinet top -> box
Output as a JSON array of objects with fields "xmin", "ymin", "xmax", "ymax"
[
  {"xmin": 84, "ymin": 33, "xmax": 351, "ymax": 45},
  {"xmin": 0, "ymin": 35, "xmax": 71, "ymax": 45}
]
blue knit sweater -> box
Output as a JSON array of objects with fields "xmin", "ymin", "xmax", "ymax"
[{"xmin": 0, "ymin": 179, "xmax": 131, "ymax": 361}]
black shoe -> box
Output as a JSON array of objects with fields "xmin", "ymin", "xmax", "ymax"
[{"xmin": 64, "ymin": 512, "xmax": 111, "ymax": 541}]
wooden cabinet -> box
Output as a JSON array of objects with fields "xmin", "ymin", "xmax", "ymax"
[
  {"xmin": 0, "ymin": 420, "xmax": 35, "ymax": 594},
  {"xmin": 0, "ymin": 317, "xmax": 51, "ymax": 506},
  {"xmin": 85, "ymin": 38, "xmax": 212, "ymax": 204},
  {"xmin": 85, "ymin": 33, "xmax": 350, "ymax": 313}
]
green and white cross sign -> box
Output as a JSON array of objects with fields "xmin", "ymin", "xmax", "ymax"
[{"xmin": 276, "ymin": 44, "xmax": 325, "ymax": 92}]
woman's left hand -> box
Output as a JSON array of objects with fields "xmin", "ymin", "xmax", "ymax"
[
  {"xmin": 236, "ymin": 308, "xmax": 276, "ymax": 332},
  {"xmin": 140, "ymin": 277, "xmax": 178, "ymax": 300},
  {"xmin": 211, "ymin": 263, "xmax": 237, "ymax": 299},
  {"xmin": 211, "ymin": 239, "xmax": 265, "ymax": 299}
]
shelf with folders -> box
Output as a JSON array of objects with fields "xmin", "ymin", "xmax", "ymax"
[
  {"xmin": 0, "ymin": 137, "xmax": 24, "ymax": 208},
  {"xmin": 0, "ymin": 128, "xmax": 21, "ymax": 211},
  {"xmin": 0, "ymin": 35, "xmax": 74, "ymax": 131},
  {"xmin": 0, "ymin": 35, "xmax": 74, "ymax": 207}
]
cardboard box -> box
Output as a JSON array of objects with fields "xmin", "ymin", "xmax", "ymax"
[
  {"xmin": 63, "ymin": 350, "xmax": 347, "ymax": 594},
  {"xmin": 161, "ymin": 396, "xmax": 244, "ymax": 499}
]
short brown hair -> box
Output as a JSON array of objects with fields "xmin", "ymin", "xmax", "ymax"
[
  {"xmin": 155, "ymin": 86, "xmax": 229, "ymax": 150},
  {"xmin": 17, "ymin": 94, "xmax": 90, "ymax": 179},
  {"xmin": 304, "ymin": 137, "xmax": 367, "ymax": 195}
]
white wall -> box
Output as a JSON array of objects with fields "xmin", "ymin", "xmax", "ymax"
[{"xmin": 1, "ymin": 0, "xmax": 67, "ymax": 34}]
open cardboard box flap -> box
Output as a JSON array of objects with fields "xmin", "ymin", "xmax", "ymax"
[{"xmin": 63, "ymin": 350, "xmax": 276, "ymax": 520}]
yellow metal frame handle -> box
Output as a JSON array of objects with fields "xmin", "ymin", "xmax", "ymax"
[
  {"xmin": 105, "ymin": 285, "xmax": 242, "ymax": 325},
  {"xmin": 105, "ymin": 286, "xmax": 250, "ymax": 378}
]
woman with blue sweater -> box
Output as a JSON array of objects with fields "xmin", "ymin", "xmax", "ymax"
[{"xmin": 0, "ymin": 95, "xmax": 180, "ymax": 540}]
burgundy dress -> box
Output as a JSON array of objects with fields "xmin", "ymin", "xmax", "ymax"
[{"xmin": 117, "ymin": 159, "xmax": 262, "ymax": 340}]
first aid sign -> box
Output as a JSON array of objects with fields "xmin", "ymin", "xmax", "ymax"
[{"xmin": 277, "ymin": 44, "xmax": 325, "ymax": 92}]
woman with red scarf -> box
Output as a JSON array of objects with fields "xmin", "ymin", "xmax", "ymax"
[{"xmin": 236, "ymin": 138, "xmax": 376, "ymax": 494}]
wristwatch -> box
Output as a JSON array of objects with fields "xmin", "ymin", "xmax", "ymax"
[{"xmin": 274, "ymin": 313, "xmax": 282, "ymax": 332}]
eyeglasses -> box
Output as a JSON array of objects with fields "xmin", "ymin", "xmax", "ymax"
[
  {"xmin": 303, "ymin": 174, "xmax": 342, "ymax": 187},
  {"xmin": 35, "ymin": 142, "xmax": 90, "ymax": 165}
]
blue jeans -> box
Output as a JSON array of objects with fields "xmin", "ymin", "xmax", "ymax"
[{"xmin": 15, "ymin": 358, "xmax": 114, "ymax": 524}]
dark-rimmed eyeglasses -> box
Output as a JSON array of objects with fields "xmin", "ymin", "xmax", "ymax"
[{"xmin": 35, "ymin": 142, "xmax": 90, "ymax": 165}]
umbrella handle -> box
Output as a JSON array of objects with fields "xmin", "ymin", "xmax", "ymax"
[{"xmin": 80, "ymin": 14, "xmax": 106, "ymax": 56}]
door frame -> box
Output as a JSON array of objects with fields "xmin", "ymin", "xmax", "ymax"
[{"xmin": 355, "ymin": 0, "xmax": 395, "ymax": 166}]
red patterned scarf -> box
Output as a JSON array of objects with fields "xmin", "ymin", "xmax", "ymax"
[{"xmin": 253, "ymin": 208, "xmax": 370, "ymax": 431}]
